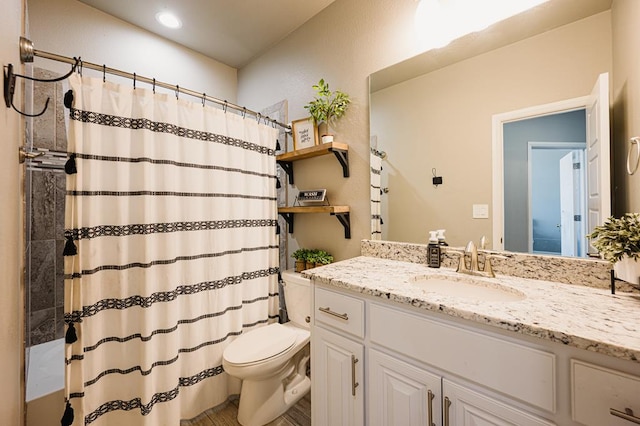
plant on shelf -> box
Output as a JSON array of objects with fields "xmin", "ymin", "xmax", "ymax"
[
  {"xmin": 589, "ymin": 213, "xmax": 640, "ymax": 284},
  {"xmin": 304, "ymin": 78, "xmax": 351, "ymax": 143}
]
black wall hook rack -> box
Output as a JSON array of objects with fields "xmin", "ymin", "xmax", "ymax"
[{"xmin": 3, "ymin": 58, "xmax": 79, "ymax": 117}]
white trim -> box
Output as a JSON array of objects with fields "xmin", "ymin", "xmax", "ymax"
[{"xmin": 491, "ymin": 96, "xmax": 590, "ymax": 251}]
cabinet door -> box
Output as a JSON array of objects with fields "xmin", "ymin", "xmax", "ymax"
[
  {"xmin": 442, "ymin": 379, "xmax": 555, "ymax": 426},
  {"xmin": 312, "ymin": 326, "xmax": 364, "ymax": 426},
  {"xmin": 369, "ymin": 349, "xmax": 442, "ymax": 426}
]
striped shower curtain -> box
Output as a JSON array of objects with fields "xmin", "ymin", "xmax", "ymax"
[
  {"xmin": 62, "ymin": 74, "xmax": 279, "ymax": 425},
  {"xmin": 370, "ymin": 148, "xmax": 383, "ymax": 240}
]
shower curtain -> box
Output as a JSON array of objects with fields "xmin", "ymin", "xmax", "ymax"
[
  {"xmin": 370, "ymin": 148, "xmax": 383, "ymax": 240},
  {"xmin": 62, "ymin": 73, "xmax": 279, "ymax": 425}
]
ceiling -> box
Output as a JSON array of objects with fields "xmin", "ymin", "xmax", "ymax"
[{"xmin": 78, "ymin": 0, "xmax": 336, "ymax": 68}]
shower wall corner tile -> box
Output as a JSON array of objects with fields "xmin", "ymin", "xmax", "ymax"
[
  {"xmin": 29, "ymin": 240, "xmax": 56, "ymax": 312},
  {"xmin": 55, "ymin": 81, "xmax": 67, "ymax": 151},
  {"xmin": 30, "ymin": 170, "xmax": 56, "ymax": 240},
  {"xmin": 30, "ymin": 307, "xmax": 56, "ymax": 346}
]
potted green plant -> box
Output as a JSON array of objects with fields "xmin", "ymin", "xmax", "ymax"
[
  {"xmin": 292, "ymin": 248, "xmax": 309, "ymax": 273},
  {"xmin": 305, "ymin": 249, "xmax": 319, "ymax": 270},
  {"xmin": 589, "ymin": 213, "xmax": 640, "ymax": 284},
  {"xmin": 304, "ymin": 78, "xmax": 351, "ymax": 143},
  {"xmin": 314, "ymin": 250, "xmax": 334, "ymax": 266}
]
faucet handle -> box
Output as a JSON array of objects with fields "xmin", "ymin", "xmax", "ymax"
[
  {"xmin": 479, "ymin": 236, "xmax": 487, "ymax": 250},
  {"xmin": 483, "ymin": 254, "xmax": 507, "ymax": 278},
  {"xmin": 445, "ymin": 249, "xmax": 467, "ymax": 273}
]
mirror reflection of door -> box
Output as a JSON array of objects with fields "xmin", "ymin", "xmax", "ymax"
[
  {"xmin": 528, "ymin": 143, "xmax": 586, "ymax": 256},
  {"xmin": 496, "ymin": 73, "xmax": 611, "ymax": 257}
]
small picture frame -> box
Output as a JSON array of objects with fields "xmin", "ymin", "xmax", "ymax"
[{"xmin": 292, "ymin": 117, "xmax": 318, "ymax": 151}]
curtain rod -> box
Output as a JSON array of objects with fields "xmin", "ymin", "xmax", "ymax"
[{"xmin": 19, "ymin": 37, "xmax": 290, "ymax": 131}]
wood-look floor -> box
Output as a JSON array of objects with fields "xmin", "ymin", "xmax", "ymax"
[{"xmin": 181, "ymin": 392, "xmax": 311, "ymax": 426}]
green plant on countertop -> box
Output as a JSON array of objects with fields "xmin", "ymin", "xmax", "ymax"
[
  {"xmin": 292, "ymin": 248, "xmax": 311, "ymax": 262},
  {"xmin": 304, "ymin": 79, "xmax": 351, "ymax": 130},
  {"xmin": 588, "ymin": 213, "xmax": 640, "ymax": 263},
  {"xmin": 314, "ymin": 250, "xmax": 334, "ymax": 265}
]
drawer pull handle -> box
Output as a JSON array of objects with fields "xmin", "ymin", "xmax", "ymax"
[
  {"xmin": 319, "ymin": 306, "xmax": 349, "ymax": 321},
  {"xmin": 443, "ymin": 396, "xmax": 451, "ymax": 426},
  {"xmin": 611, "ymin": 407, "xmax": 640, "ymax": 424},
  {"xmin": 427, "ymin": 390, "xmax": 435, "ymax": 426},
  {"xmin": 351, "ymin": 355, "xmax": 359, "ymax": 396}
]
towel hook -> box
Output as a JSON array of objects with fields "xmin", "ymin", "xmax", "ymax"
[
  {"xmin": 4, "ymin": 57, "xmax": 79, "ymax": 117},
  {"xmin": 627, "ymin": 136, "xmax": 640, "ymax": 175}
]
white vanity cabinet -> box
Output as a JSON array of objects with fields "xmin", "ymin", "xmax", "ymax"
[
  {"xmin": 368, "ymin": 349, "xmax": 442, "ymax": 426},
  {"xmin": 571, "ymin": 359, "xmax": 640, "ymax": 425},
  {"xmin": 311, "ymin": 287, "xmax": 365, "ymax": 425}
]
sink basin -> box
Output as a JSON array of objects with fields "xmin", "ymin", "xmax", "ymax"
[{"xmin": 410, "ymin": 275, "xmax": 526, "ymax": 302}]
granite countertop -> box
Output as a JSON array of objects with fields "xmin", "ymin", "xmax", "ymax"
[{"xmin": 303, "ymin": 256, "xmax": 640, "ymax": 363}]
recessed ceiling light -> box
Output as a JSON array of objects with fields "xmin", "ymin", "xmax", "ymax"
[{"xmin": 156, "ymin": 11, "xmax": 182, "ymax": 29}]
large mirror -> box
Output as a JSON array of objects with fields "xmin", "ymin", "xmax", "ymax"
[{"xmin": 369, "ymin": 0, "xmax": 613, "ymax": 257}]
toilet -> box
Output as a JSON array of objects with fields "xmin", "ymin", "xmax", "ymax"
[{"xmin": 223, "ymin": 270, "xmax": 311, "ymax": 426}]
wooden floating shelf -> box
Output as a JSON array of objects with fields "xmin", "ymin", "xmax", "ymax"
[
  {"xmin": 278, "ymin": 206, "xmax": 351, "ymax": 238},
  {"xmin": 276, "ymin": 142, "xmax": 349, "ymax": 184}
]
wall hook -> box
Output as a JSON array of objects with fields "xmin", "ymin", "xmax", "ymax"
[{"xmin": 4, "ymin": 57, "xmax": 79, "ymax": 117}]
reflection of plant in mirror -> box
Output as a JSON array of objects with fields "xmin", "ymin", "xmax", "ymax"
[
  {"xmin": 304, "ymin": 79, "xmax": 351, "ymax": 128},
  {"xmin": 589, "ymin": 213, "xmax": 640, "ymax": 263}
]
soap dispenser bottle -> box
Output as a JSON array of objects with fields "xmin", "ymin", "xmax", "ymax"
[
  {"xmin": 437, "ymin": 229, "xmax": 448, "ymax": 246},
  {"xmin": 428, "ymin": 231, "xmax": 441, "ymax": 268}
]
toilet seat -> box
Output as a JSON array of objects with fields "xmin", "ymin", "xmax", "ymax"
[{"xmin": 224, "ymin": 323, "xmax": 297, "ymax": 366}]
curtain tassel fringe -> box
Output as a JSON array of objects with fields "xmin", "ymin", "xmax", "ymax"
[
  {"xmin": 65, "ymin": 323, "xmax": 78, "ymax": 344},
  {"xmin": 61, "ymin": 401, "xmax": 74, "ymax": 425},
  {"xmin": 63, "ymin": 237, "xmax": 77, "ymax": 256},
  {"xmin": 65, "ymin": 154, "xmax": 77, "ymax": 175}
]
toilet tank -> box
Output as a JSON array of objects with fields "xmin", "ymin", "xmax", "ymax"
[{"xmin": 281, "ymin": 269, "xmax": 311, "ymax": 329}]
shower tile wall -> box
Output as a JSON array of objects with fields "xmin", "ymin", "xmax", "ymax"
[{"xmin": 27, "ymin": 68, "xmax": 67, "ymax": 346}]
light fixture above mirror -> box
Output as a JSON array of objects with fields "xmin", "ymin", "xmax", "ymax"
[{"xmin": 414, "ymin": 0, "xmax": 551, "ymax": 51}]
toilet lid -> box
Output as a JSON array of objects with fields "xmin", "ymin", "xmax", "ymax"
[{"xmin": 224, "ymin": 323, "xmax": 297, "ymax": 365}]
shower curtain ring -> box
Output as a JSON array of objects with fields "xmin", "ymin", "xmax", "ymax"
[
  {"xmin": 102, "ymin": 65, "xmax": 106, "ymax": 83},
  {"xmin": 78, "ymin": 58, "xmax": 83, "ymax": 76},
  {"xmin": 133, "ymin": 73, "xmax": 136, "ymax": 89},
  {"xmin": 152, "ymin": 78, "xmax": 156, "ymax": 94},
  {"xmin": 202, "ymin": 93, "xmax": 206, "ymax": 107},
  {"xmin": 175, "ymin": 85, "xmax": 179, "ymax": 99},
  {"xmin": 242, "ymin": 107, "xmax": 247, "ymax": 118},
  {"xmin": 256, "ymin": 112, "xmax": 261, "ymax": 123},
  {"xmin": 223, "ymin": 101, "xmax": 228, "ymax": 113}
]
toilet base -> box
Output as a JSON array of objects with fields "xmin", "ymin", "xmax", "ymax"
[{"xmin": 237, "ymin": 347, "xmax": 311, "ymax": 426}]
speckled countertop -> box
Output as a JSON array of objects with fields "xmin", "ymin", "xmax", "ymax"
[{"xmin": 303, "ymin": 256, "xmax": 640, "ymax": 363}]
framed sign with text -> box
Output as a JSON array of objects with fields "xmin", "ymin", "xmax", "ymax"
[{"xmin": 292, "ymin": 117, "xmax": 318, "ymax": 151}]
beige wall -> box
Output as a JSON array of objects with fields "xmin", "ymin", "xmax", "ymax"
[
  {"xmin": 371, "ymin": 12, "xmax": 612, "ymax": 246},
  {"xmin": 28, "ymin": 0, "xmax": 237, "ymax": 103},
  {"xmin": 612, "ymin": 0, "xmax": 640, "ymax": 214},
  {"xmin": 238, "ymin": 0, "xmax": 423, "ymax": 261},
  {"xmin": 1, "ymin": 1, "xmax": 26, "ymax": 424}
]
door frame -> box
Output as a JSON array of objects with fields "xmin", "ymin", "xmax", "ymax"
[
  {"xmin": 526, "ymin": 142, "xmax": 586, "ymax": 254},
  {"xmin": 492, "ymin": 96, "xmax": 590, "ymax": 251}
]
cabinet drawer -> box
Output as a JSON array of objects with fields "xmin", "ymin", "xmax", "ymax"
[
  {"xmin": 370, "ymin": 303, "xmax": 556, "ymax": 412},
  {"xmin": 314, "ymin": 287, "xmax": 364, "ymax": 338},
  {"xmin": 572, "ymin": 359, "xmax": 640, "ymax": 425}
]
